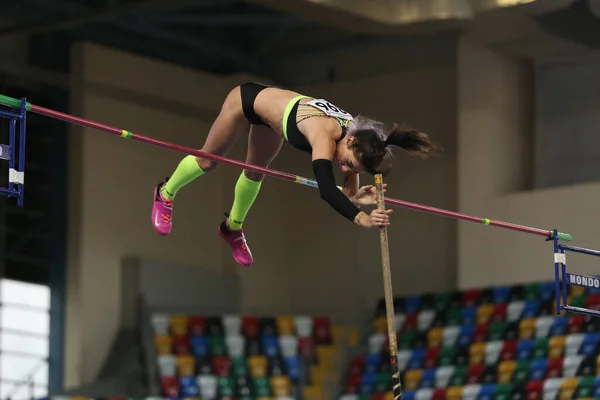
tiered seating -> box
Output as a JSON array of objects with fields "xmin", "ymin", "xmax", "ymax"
[
  {"xmin": 153, "ymin": 313, "xmax": 333, "ymax": 399},
  {"xmin": 341, "ymin": 280, "xmax": 600, "ymax": 400}
]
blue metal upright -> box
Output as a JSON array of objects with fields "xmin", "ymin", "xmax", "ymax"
[
  {"xmin": 0, "ymin": 97, "xmax": 27, "ymax": 206},
  {"xmin": 552, "ymin": 229, "xmax": 600, "ymax": 317}
]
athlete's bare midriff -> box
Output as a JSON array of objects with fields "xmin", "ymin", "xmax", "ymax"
[{"xmin": 251, "ymin": 87, "xmax": 343, "ymax": 139}]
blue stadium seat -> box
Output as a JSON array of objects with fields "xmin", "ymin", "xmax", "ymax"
[
  {"xmin": 190, "ymin": 335, "xmax": 209, "ymax": 358},
  {"xmin": 549, "ymin": 317, "xmax": 568, "ymax": 337},
  {"xmin": 539, "ymin": 282, "xmax": 555, "ymax": 302},
  {"xmin": 580, "ymin": 332, "xmax": 600, "ymax": 356},
  {"xmin": 420, "ymin": 368, "xmax": 436, "ymax": 388},
  {"xmin": 179, "ymin": 376, "xmax": 199, "ymax": 397},
  {"xmin": 407, "ymin": 349, "xmax": 426, "ymax": 370},
  {"xmin": 462, "ymin": 307, "xmax": 477, "ymax": 326},
  {"xmin": 457, "ymin": 326, "xmax": 475, "ymax": 347},
  {"xmin": 522, "ymin": 300, "xmax": 540, "ymax": 318},
  {"xmin": 284, "ymin": 356, "xmax": 301, "ymax": 382},
  {"xmin": 261, "ymin": 336, "xmax": 280, "ymax": 358},
  {"xmin": 529, "ymin": 358, "xmax": 548, "ymax": 381},
  {"xmin": 515, "ymin": 339, "xmax": 534, "ymax": 361},
  {"xmin": 405, "ymin": 295, "xmax": 422, "ymax": 313},
  {"xmin": 493, "ymin": 286, "xmax": 511, "ymax": 304}
]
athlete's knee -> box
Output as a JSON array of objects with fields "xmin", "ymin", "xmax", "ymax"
[
  {"xmin": 244, "ymin": 169, "xmax": 264, "ymax": 182},
  {"xmin": 195, "ymin": 157, "xmax": 218, "ymax": 172}
]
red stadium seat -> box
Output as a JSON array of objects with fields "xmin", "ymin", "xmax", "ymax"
[
  {"xmin": 160, "ymin": 376, "xmax": 179, "ymax": 397},
  {"xmin": 463, "ymin": 289, "xmax": 481, "ymax": 307},
  {"xmin": 491, "ymin": 304, "xmax": 508, "ymax": 322},
  {"xmin": 189, "ymin": 316, "xmax": 207, "ymax": 336},
  {"xmin": 242, "ymin": 316, "xmax": 260, "ymax": 339},
  {"xmin": 424, "ymin": 348, "xmax": 440, "ymax": 369},
  {"xmin": 172, "ymin": 334, "xmax": 191, "ymax": 355},
  {"xmin": 585, "ymin": 294, "xmax": 600, "ymax": 310},
  {"xmin": 546, "ymin": 357, "xmax": 563, "ymax": 378},
  {"xmin": 312, "ymin": 317, "xmax": 332, "ymax": 345},
  {"xmin": 473, "ymin": 324, "xmax": 489, "ymax": 342},
  {"xmin": 467, "ymin": 364, "xmax": 484, "ymax": 384},
  {"xmin": 526, "ymin": 380, "xmax": 543, "ymax": 400},
  {"xmin": 349, "ymin": 355, "xmax": 365, "ymax": 375},
  {"xmin": 402, "ymin": 313, "xmax": 418, "ymax": 332},
  {"xmin": 500, "ymin": 340, "xmax": 518, "ymax": 361},
  {"xmin": 212, "ymin": 355, "xmax": 232, "ymax": 376},
  {"xmin": 567, "ymin": 315, "xmax": 585, "ymax": 334}
]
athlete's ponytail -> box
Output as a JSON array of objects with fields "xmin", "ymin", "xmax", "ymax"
[
  {"xmin": 384, "ymin": 124, "xmax": 438, "ymax": 159},
  {"xmin": 349, "ymin": 116, "xmax": 438, "ymax": 175}
]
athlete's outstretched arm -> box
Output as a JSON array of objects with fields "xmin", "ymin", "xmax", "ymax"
[{"xmin": 307, "ymin": 130, "xmax": 390, "ymax": 227}]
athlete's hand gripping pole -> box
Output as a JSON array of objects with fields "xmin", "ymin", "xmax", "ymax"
[{"xmin": 374, "ymin": 174, "xmax": 402, "ymax": 399}]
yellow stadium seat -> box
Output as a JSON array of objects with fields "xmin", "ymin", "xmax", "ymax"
[
  {"xmin": 519, "ymin": 318, "xmax": 536, "ymax": 340},
  {"xmin": 404, "ymin": 369, "xmax": 423, "ymax": 390},
  {"xmin": 176, "ymin": 354, "xmax": 195, "ymax": 376},
  {"xmin": 270, "ymin": 376, "xmax": 292, "ymax": 397},
  {"xmin": 447, "ymin": 385, "xmax": 464, "ymax": 400},
  {"xmin": 170, "ymin": 314, "xmax": 188, "ymax": 336},
  {"xmin": 497, "ymin": 360, "xmax": 516, "ymax": 383},
  {"xmin": 384, "ymin": 392, "xmax": 394, "ymax": 400},
  {"xmin": 303, "ymin": 385, "xmax": 323, "ymax": 400},
  {"xmin": 559, "ymin": 377, "xmax": 579, "ymax": 400},
  {"xmin": 476, "ymin": 304, "xmax": 494, "ymax": 325},
  {"xmin": 569, "ymin": 285, "xmax": 585, "ymax": 297},
  {"xmin": 549, "ymin": 336, "xmax": 566, "ymax": 359},
  {"xmin": 276, "ymin": 316, "xmax": 295, "ymax": 336},
  {"xmin": 311, "ymin": 365, "xmax": 326, "ymax": 385},
  {"xmin": 469, "ymin": 342, "xmax": 486, "ymax": 365},
  {"xmin": 154, "ymin": 335, "xmax": 172, "ymax": 355},
  {"xmin": 374, "ymin": 316, "xmax": 387, "ymax": 333},
  {"xmin": 248, "ymin": 355, "xmax": 268, "ymax": 378},
  {"xmin": 427, "ymin": 327, "xmax": 444, "ymax": 348}
]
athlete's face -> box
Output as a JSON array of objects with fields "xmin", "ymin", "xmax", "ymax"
[{"xmin": 335, "ymin": 136, "xmax": 364, "ymax": 173}]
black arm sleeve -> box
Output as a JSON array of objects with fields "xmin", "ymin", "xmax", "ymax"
[{"xmin": 312, "ymin": 158, "xmax": 361, "ymax": 222}]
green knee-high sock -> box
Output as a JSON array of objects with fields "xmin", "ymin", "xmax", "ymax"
[
  {"xmin": 161, "ymin": 155, "xmax": 205, "ymax": 200},
  {"xmin": 228, "ymin": 172, "xmax": 262, "ymax": 230}
]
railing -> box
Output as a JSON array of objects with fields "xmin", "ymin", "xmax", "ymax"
[{"xmin": 4, "ymin": 360, "xmax": 46, "ymax": 400}]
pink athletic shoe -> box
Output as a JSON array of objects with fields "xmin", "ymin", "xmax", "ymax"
[
  {"xmin": 152, "ymin": 181, "xmax": 173, "ymax": 236},
  {"xmin": 218, "ymin": 214, "xmax": 254, "ymax": 267}
]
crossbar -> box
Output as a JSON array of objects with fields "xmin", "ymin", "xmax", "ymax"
[{"xmin": 0, "ymin": 93, "xmax": 572, "ymax": 241}]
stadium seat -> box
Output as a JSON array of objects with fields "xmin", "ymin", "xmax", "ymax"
[
  {"xmin": 160, "ymin": 376, "xmax": 178, "ymax": 397},
  {"xmin": 248, "ymin": 355, "xmax": 269, "ymax": 377},
  {"xmin": 212, "ymin": 355, "xmax": 231, "ymax": 376},
  {"xmin": 152, "ymin": 314, "xmax": 170, "ymax": 335},
  {"xmin": 242, "ymin": 317, "xmax": 260, "ymax": 339},
  {"xmin": 457, "ymin": 326, "xmax": 475, "ymax": 347},
  {"xmin": 404, "ymin": 369, "xmax": 423, "ymax": 390},
  {"xmin": 507, "ymin": 301, "xmax": 525, "ymax": 322},
  {"xmin": 155, "ymin": 335, "xmax": 172, "ymax": 355},
  {"xmin": 518, "ymin": 318, "xmax": 536, "ymax": 339},
  {"xmin": 574, "ymin": 375, "xmax": 595, "ymax": 398},
  {"xmin": 179, "ymin": 375, "xmax": 199, "ymax": 397},
  {"xmin": 226, "ymin": 335, "xmax": 245, "ymax": 357},
  {"xmin": 469, "ymin": 342, "xmax": 486, "ymax": 365},
  {"xmin": 563, "ymin": 354, "xmax": 584, "ymax": 377},
  {"xmin": 253, "ymin": 376, "xmax": 272, "ymax": 397},
  {"xmin": 547, "ymin": 357, "xmax": 564, "ymax": 378},
  {"xmin": 490, "ymin": 304, "xmax": 508, "ymax": 323},
  {"xmin": 279, "ymin": 336, "xmax": 298, "ymax": 358},
  {"xmin": 542, "ymin": 377, "xmax": 561, "ymax": 400},
  {"xmin": 312, "ymin": 317, "xmax": 332, "ymax": 345},
  {"xmin": 559, "ymin": 376, "xmax": 579, "ymax": 399},
  {"xmin": 532, "ymin": 337, "xmax": 549, "ymax": 359},
  {"xmin": 284, "ymin": 356, "xmax": 301, "ymax": 382},
  {"xmin": 294, "ymin": 316, "xmax": 313, "ymax": 338},
  {"xmin": 473, "ymin": 325, "xmax": 489, "ymax": 342},
  {"xmin": 580, "ymin": 333, "xmax": 600, "ymax": 356},
  {"xmin": 550, "ymin": 317, "xmax": 568, "ymax": 336},
  {"xmin": 529, "ymin": 358, "xmax": 548, "ymax": 381},
  {"xmin": 526, "ymin": 380, "xmax": 543, "ymax": 400},
  {"xmin": 497, "ymin": 361, "xmax": 516, "ymax": 383},
  {"xmin": 424, "ymin": 348, "xmax": 440, "ymax": 369},
  {"xmin": 189, "ymin": 316, "xmax": 207, "ymax": 336},
  {"xmin": 260, "ymin": 317, "xmax": 278, "ymax": 337},
  {"xmin": 418, "ymin": 310, "xmax": 436, "ymax": 331},
  {"xmin": 245, "ymin": 338, "xmax": 263, "ymax": 356},
  {"xmin": 515, "ymin": 339, "xmax": 534, "ymax": 361},
  {"xmin": 535, "ymin": 316, "xmax": 554, "ymax": 337},
  {"xmin": 488, "ymin": 322, "xmax": 507, "ymax": 341},
  {"xmin": 231, "ymin": 356, "xmax": 248, "ymax": 377},
  {"xmin": 462, "ymin": 307, "xmax": 477, "ymax": 326},
  {"xmin": 176, "ymin": 354, "xmax": 195, "ymax": 376},
  {"xmin": 190, "ymin": 335, "xmax": 209, "ymax": 359},
  {"xmin": 270, "ymin": 375, "xmax": 291, "ymax": 397},
  {"xmin": 262, "ymin": 336, "xmax": 281, "ymax": 358},
  {"xmin": 197, "ymin": 356, "xmax": 213, "ymax": 375},
  {"xmin": 565, "ymin": 333, "xmax": 585, "ymax": 356},
  {"xmin": 205, "ymin": 316, "xmax": 225, "ymax": 336},
  {"xmin": 427, "ymin": 328, "xmax": 444, "ymax": 348},
  {"xmin": 276, "ymin": 316, "xmax": 295, "ymax": 336},
  {"xmin": 217, "ymin": 376, "xmax": 236, "ymax": 397},
  {"xmin": 466, "ymin": 364, "xmax": 483, "ymax": 384},
  {"xmin": 209, "ymin": 336, "xmax": 228, "ymax": 356},
  {"xmin": 549, "ymin": 335, "xmax": 566, "ymax": 359},
  {"xmin": 446, "ymin": 385, "xmax": 463, "ymax": 399},
  {"xmin": 463, "ymin": 289, "xmax": 481, "ymax": 307},
  {"xmin": 170, "ymin": 315, "xmax": 188, "ymax": 336},
  {"xmin": 223, "ymin": 314, "xmax": 242, "ymax": 336},
  {"xmin": 405, "ymin": 295, "xmax": 422, "ymax": 313},
  {"xmin": 173, "ymin": 334, "xmax": 191, "ymax": 355},
  {"xmin": 368, "ymin": 333, "xmax": 386, "ymax": 354},
  {"xmin": 567, "ymin": 315, "xmax": 585, "ymax": 334}
]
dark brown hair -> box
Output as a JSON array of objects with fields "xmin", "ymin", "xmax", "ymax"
[{"xmin": 349, "ymin": 121, "xmax": 438, "ymax": 175}]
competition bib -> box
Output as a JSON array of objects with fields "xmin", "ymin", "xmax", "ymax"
[{"xmin": 307, "ymin": 99, "xmax": 354, "ymax": 121}]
